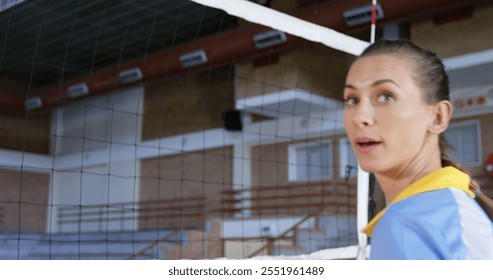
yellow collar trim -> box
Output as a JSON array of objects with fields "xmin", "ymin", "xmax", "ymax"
[{"xmin": 362, "ymin": 167, "xmax": 474, "ymax": 237}]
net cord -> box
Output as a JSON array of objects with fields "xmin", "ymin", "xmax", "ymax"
[{"xmin": 191, "ymin": 0, "xmax": 369, "ymax": 56}]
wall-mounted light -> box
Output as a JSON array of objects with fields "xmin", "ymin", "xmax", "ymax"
[
  {"xmin": 24, "ymin": 96, "xmax": 42, "ymax": 110},
  {"xmin": 179, "ymin": 50, "xmax": 208, "ymax": 68},
  {"xmin": 67, "ymin": 82, "xmax": 89, "ymax": 98},
  {"xmin": 343, "ymin": 4, "xmax": 384, "ymax": 27},
  {"xmin": 253, "ymin": 30, "xmax": 287, "ymax": 49},
  {"xmin": 118, "ymin": 67, "xmax": 143, "ymax": 84}
]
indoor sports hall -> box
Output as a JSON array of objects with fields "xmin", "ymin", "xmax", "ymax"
[{"xmin": 0, "ymin": 0, "xmax": 492, "ymax": 260}]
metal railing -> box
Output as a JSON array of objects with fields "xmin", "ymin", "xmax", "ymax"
[
  {"xmin": 56, "ymin": 180, "xmax": 357, "ymax": 259},
  {"xmin": 57, "ymin": 196, "xmax": 210, "ymax": 232},
  {"xmin": 127, "ymin": 229, "xmax": 180, "ymax": 260},
  {"xmin": 222, "ymin": 181, "xmax": 356, "ymax": 258}
]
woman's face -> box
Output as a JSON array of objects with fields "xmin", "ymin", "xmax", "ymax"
[{"xmin": 343, "ymin": 54, "xmax": 435, "ymax": 175}]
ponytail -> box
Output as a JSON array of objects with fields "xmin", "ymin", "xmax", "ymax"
[{"xmin": 440, "ymin": 135, "xmax": 493, "ymax": 221}]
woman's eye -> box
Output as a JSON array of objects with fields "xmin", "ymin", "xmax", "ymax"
[
  {"xmin": 344, "ymin": 97, "xmax": 358, "ymax": 106},
  {"xmin": 377, "ymin": 93, "xmax": 394, "ymax": 103}
]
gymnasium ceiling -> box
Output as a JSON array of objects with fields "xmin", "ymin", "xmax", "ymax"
[
  {"xmin": 0, "ymin": 0, "xmax": 490, "ymax": 112},
  {"xmin": 0, "ymin": 0, "xmax": 237, "ymax": 87}
]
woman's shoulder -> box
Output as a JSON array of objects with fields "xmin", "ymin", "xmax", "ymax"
[
  {"xmin": 372, "ymin": 188, "xmax": 493, "ymax": 259},
  {"xmin": 380, "ymin": 189, "xmax": 464, "ymax": 229},
  {"xmin": 389, "ymin": 188, "xmax": 483, "ymax": 216},
  {"xmin": 383, "ymin": 188, "xmax": 489, "ymax": 226}
]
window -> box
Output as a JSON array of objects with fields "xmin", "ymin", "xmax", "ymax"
[
  {"xmin": 339, "ymin": 137, "xmax": 358, "ymax": 179},
  {"xmin": 444, "ymin": 120, "xmax": 482, "ymax": 166},
  {"xmin": 289, "ymin": 140, "xmax": 332, "ymax": 182}
]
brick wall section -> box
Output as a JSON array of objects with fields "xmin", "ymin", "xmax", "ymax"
[
  {"xmin": 236, "ymin": 44, "xmax": 353, "ymax": 101},
  {"xmin": 0, "ymin": 112, "xmax": 51, "ymax": 154},
  {"xmin": 142, "ymin": 66, "xmax": 235, "ymax": 140},
  {"xmin": 0, "ymin": 76, "xmax": 50, "ymax": 154},
  {"xmin": 0, "ymin": 169, "xmax": 49, "ymax": 231},
  {"xmin": 139, "ymin": 147, "xmax": 233, "ymax": 230},
  {"xmin": 411, "ymin": 4, "xmax": 493, "ymax": 57}
]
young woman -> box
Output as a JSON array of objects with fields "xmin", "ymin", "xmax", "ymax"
[{"xmin": 343, "ymin": 40, "xmax": 493, "ymax": 259}]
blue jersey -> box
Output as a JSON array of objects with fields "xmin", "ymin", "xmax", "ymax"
[{"xmin": 363, "ymin": 167, "xmax": 493, "ymax": 260}]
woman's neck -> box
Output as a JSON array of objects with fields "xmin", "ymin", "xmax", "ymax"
[{"xmin": 375, "ymin": 148, "xmax": 442, "ymax": 204}]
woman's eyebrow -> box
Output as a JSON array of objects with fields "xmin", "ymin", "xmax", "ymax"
[
  {"xmin": 372, "ymin": 79, "xmax": 400, "ymax": 88},
  {"xmin": 345, "ymin": 79, "xmax": 400, "ymax": 90}
]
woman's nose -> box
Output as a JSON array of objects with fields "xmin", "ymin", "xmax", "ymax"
[{"xmin": 352, "ymin": 101, "xmax": 375, "ymax": 127}]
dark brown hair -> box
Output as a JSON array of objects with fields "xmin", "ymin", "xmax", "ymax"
[{"xmin": 358, "ymin": 39, "xmax": 493, "ymax": 220}]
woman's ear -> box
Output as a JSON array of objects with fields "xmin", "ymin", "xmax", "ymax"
[{"xmin": 429, "ymin": 100, "xmax": 453, "ymax": 134}]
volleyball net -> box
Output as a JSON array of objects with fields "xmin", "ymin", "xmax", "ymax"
[
  {"xmin": 0, "ymin": 0, "xmax": 375, "ymax": 260},
  {"xmin": 189, "ymin": 0, "xmax": 372, "ymax": 260}
]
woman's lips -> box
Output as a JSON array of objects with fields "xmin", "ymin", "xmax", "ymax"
[{"xmin": 355, "ymin": 137, "xmax": 382, "ymax": 154}]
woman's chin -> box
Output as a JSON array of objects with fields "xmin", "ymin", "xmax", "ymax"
[{"xmin": 357, "ymin": 162, "xmax": 381, "ymax": 174}]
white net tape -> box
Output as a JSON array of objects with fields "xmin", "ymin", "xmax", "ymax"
[{"xmin": 191, "ymin": 0, "xmax": 369, "ymax": 56}]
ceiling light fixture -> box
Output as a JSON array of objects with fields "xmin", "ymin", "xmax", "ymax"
[
  {"xmin": 67, "ymin": 82, "xmax": 89, "ymax": 98},
  {"xmin": 24, "ymin": 96, "xmax": 42, "ymax": 110},
  {"xmin": 179, "ymin": 50, "xmax": 208, "ymax": 68},
  {"xmin": 253, "ymin": 30, "xmax": 287, "ymax": 49},
  {"xmin": 343, "ymin": 4, "xmax": 384, "ymax": 27},
  {"xmin": 118, "ymin": 67, "xmax": 143, "ymax": 84}
]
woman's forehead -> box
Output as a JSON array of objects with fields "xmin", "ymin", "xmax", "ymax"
[
  {"xmin": 347, "ymin": 54, "xmax": 416, "ymax": 83},
  {"xmin": 345, "ymin": 54, "xmax": 427, "ymax": 101},
  {"xmin": 353, "ymin": 54, "xmax": 413, "ymax": 70}
]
